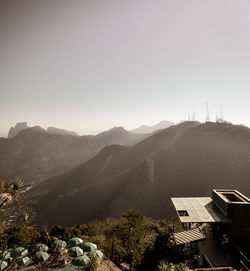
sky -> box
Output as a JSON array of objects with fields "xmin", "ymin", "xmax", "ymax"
[{"xmin": 1, "ymin": 0, "xmax": 250, "ymax": 136}]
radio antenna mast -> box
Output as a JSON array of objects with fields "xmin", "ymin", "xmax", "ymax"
[
  {"xmin": 192, "ymin": 109, "xmax": 196, "ymax": 121},
  {"xmin": 206, "ymin": 102, "xmax": 210, "ymax": 122},
  {"xmin": 216, "ymin": 111, "xmax": 218, "ymax": 122},
  {"xmin": 220, "ymin": 104, "xmax": 223, "ymax": 121}
]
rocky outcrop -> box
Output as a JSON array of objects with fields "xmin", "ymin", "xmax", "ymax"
[{"xmin": 8, "ymin": 122, "xmax": 29, "ymax": 138}]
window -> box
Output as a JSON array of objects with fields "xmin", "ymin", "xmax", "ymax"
[{"xmin": 178, "ymin": 210, "xmax": 189, "ymax": 216}]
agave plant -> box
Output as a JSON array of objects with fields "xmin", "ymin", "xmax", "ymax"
[
  {"xmin": 0, "ymin": 178, "xmax": 27, "ymax": 208},
  {"xmin": 10, "ymin": 178, "xmax": 27, "ymax": 196}
]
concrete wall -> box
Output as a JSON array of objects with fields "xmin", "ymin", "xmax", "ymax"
[{"xmin": 212, "ymin": 190, "xmax": 228, "ymax": 216}]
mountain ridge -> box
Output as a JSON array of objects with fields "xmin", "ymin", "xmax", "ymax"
[
  {"xmin": 131, "ymin": 120, "xmax": 174, "ymax": 134},
  {"xmin": 47, "ymin": 127, "xmax": 79, "ymax": 136},
  {"xmin": 26, "ymin": 121, "xmax": 250, "ymax": 225},
  {"xmin": 0, "ymin": 126, "xmax": 147, "ymax": 184}
]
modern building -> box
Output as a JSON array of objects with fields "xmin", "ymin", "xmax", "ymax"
[{"xmin": 171, "ymin": 189, "xmax": 250, "ymax": 269}]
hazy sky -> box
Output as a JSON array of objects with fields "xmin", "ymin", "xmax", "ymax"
[{"xmin": 1, "ymin": 0, "xmax": 250, "ymax": 136}]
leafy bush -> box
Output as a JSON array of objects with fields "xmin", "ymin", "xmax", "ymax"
[{"xmin": 0, "ymin": 205, "xmax": 184, "ymax": 270}]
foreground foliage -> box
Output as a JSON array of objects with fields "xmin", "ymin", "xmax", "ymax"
[
  {"xmin": 156, "ymin": 260, "xmax": 190, "ymax": 271},
  {"xmin": 0, "ymin": 178, "xmax": 27, "ymax": 208},
  {"xmin": 0, "ymin": 209, "xmax": 182, "ymax": 270}
]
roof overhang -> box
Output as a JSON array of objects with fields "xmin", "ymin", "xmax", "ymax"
[{"xmin": 173, "ymin": 227, "xmax": 206, "ymax": 245}]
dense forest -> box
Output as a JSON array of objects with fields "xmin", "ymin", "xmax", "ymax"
[
  {"xmin": 0, "ymin": 178, "xmax": 185, "ymax": 270},
  {"xmin": 0, "ymin": 210, "xmax": 183, "ymax": 270}
]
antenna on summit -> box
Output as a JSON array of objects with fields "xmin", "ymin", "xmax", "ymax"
[
  {"xmin": 192, "ymin": 109, "xmax": 196, "ymax": 121},
  {"xmin": 188, "ymin": 113, "xmax": 191, "ymax": 121},
  {"xmin": 205, "ymin": 102, "xmax": 210, "ymax": 122},
  {"xmin": 216, "ymin": 111, "xmax": 218, "ymax": 122},
  {"xmin": 217, "ymin": 104, "xmax": 224, "ymax": 123},
  {"xmin": 220, "ymin": 104, "xmax": 223, "ymax": 120}
]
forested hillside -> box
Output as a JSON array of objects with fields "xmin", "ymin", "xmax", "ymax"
[
  {"xmin": 26, "ymin": 122, "xmax": 250, "ymax": 225},
  {"xmin": 0, "ymin": 127, "xmax": 146, "ymax": 184}
]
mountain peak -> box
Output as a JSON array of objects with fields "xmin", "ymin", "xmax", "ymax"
[
  {"xmin": 131, "ymin": 120, "xmax": 174, "ymax": 134},
  {"xmin": 109, "ymin": 126, "xmax": 127, "ymax": 133},
  {"xmin": 8, "ymin": 122, "xmax": 29, "ymax": 138}
]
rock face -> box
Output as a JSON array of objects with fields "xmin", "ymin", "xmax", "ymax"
[
  {"xmin": 47, "ymin": 127, "xmax": 79, "ymax": 136},
  {"xmin": 8, "ymin": 122, "xmax": 29, "ymax": 138},
  {"xmin": 131, "ymin": 120, "xmax": 174, "ymax": 134}
]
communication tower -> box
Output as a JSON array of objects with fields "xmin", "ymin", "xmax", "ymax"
[
  {"xmin": 192, "ymin": 110, "xmax": 196, "ymax": 121},
  {"xmin": 205, "ymin": 102, "xmax": 210, "ymax": 122},
  {"xmin": 220, "ymin": 104, "xmax": 223, "ymax": 120}
]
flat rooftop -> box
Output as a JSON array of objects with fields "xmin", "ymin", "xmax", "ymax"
[
  {"xmin": 171, "ymin": 197, "xmax": 231, "ymax": 223},
  {"xmin": 213, "ymin": 189, "xmax": 250, "ymax": 203}
]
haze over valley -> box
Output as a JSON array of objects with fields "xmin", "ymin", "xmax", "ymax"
[
  {"xmin": 0, "ymin": 122, "xmax": 151, "ymax": 184},
  {"xmin": 1, "ymin": 120, "xmax": 250, "ymax": 226},
  {"xmin": 0, "ymin": 0, "xmax": 250, "ymax": 230}
]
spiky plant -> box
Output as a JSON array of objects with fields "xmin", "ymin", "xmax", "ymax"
[{"xmin": 0, "ymin": 178, "xmax": 27, "ymax": 207}]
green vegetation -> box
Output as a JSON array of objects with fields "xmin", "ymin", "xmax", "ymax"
[
  {"xmin": 0, "ymin": 207, "xmax": 183, "ymax": 270},
  {"xmin": 0, "ymin": 178, "xmax": 184, "ymax": 270},
  {"xmin": 156, "ymin": 260, "xmax": 189, "ymax": 271}
]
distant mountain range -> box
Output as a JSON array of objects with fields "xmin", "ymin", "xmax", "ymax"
[
  {"xmin": 0, "ymin": 126, "xmax": 147, "ymax": 184},
  {"xmin": 7, "ymin": 120, "xmax": 174, "ymax": 138},
  {"xmin": 130, "ymin": 120, "xmax": 174, "ymax": 134},
  {"xmin": 7, "ymin": 122, "xmax": 79, "ymax": 138},
  {"xmin": 26, "ymin": 121, "xmax": 250, "ymax": 225}
]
